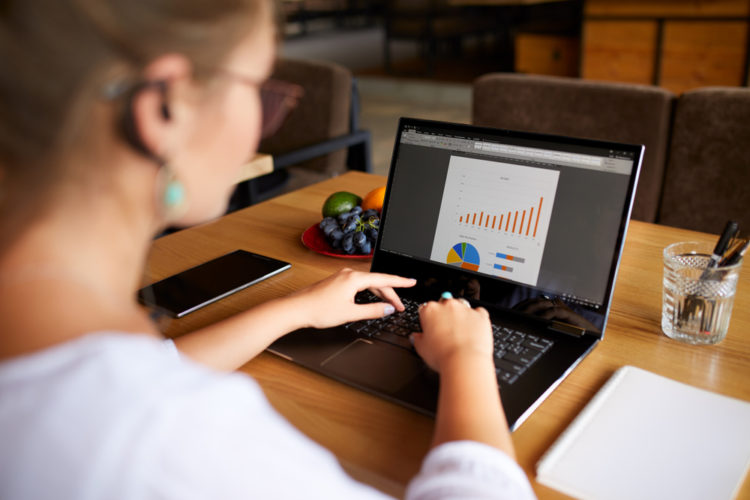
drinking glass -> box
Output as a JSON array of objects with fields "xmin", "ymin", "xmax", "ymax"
[{"xmin": 662, "ymin": 241, "xmax": 742, "ymax": 345}]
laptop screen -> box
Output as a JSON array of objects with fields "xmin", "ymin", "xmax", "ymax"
[{"xmin": 374, "ymin": 118, "xmax": 642, "ymax": 334}]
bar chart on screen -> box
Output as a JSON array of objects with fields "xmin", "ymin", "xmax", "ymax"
[
  {"xmin": 430, "ymin": 156, "xmax": 559, "ymax": 286},
  {"xmin": 459, "ymin": 195, "xmax": 545, "ymax": 238}
]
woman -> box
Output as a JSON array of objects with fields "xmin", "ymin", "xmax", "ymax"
[{"xmin": 0, "ymin": 0, "xmax": 535, "ymax": 498}]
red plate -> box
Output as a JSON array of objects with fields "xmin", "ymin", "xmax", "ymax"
[{"xmin": 301, "ymin": 224, "xmax": 373, "ymax": 259}]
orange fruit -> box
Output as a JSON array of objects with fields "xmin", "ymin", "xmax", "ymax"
[{"xmin": 361, "ymin": 186, "xmax": 386, "ymax": 212}]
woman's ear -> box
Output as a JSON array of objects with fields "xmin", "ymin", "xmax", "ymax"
[{"xmin": 130, "ymin": 54, "xmax": 193, "ymax": 161}]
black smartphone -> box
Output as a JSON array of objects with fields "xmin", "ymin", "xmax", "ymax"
[{"xmin": 138, "ymin": 249, "xmax": 291, "ymax": 318}]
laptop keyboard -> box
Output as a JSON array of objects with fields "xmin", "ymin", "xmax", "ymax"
[
  {"xmin": 347, "ymin": 292, "xmax": 554, "ymax": 385},
  {"xmin": 491, "ymin": 326, "xmax": 553, "ymax": 384},
  {"xmin": 347, "ymin": 291, "xmax": 422, "ymax": 350}
]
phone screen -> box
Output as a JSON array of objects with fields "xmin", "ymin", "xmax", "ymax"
[{"xmin": 138, "ymin": 250, "xmax": 291, "ymax": 317}]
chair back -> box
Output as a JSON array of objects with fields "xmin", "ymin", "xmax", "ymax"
[
  {"xmin": 473, "ymin": 73, "xmax": 675, "ymax": 222},
  {"xmin": 259, "ymin": 58, "xmax": 352, "ymax": 188},
  {"xmin": 658, "ymin": 87, "xmax": 750, "ymax": 233}
]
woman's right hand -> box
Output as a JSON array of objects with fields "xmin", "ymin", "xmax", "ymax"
[
  {"xmin": 411, "ymin": 297, "xmax": 494, "ymax": 373},
  {"xmin": 413, "ymin": 297, "xmax": 515, "ymax": 457}
]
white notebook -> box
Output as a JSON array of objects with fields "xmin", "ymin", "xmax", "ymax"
[{"xmin": 536, "ymin": 365, "xmax": 750, "ymax": 500}]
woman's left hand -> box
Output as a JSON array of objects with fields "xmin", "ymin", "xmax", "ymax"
[{"xmin": 289, "ymin": 268, "xmax": 416, "ymax": 329}]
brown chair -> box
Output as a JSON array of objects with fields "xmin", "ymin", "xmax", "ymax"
[
  {"xmin": 657, "ymin": 87, "xmax": 750, "ymax": 233},
  {"xmin": 231, "ymin": 58, "xmax": 371, "ymax": 209},
  {"xmin": 473, "ymin": 73, "xmax": 675, "ymax": 222}
]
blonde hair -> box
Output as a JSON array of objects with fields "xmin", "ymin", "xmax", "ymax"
[{"xmin": 0, "ymin": 0, "xmax": 269, "ymax": 250}]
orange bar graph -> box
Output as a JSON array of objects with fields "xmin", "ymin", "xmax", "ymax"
[
  {"xmin": 526, "ymin": 207, "xmax": 533, "ymax": 236},
  {"xmin": 533, "ymin": 197, "xmax": 543, "ymax": 237},
  {"xmin": 460, "ymin": 195, "xmax": 544, "ymax": 237}
]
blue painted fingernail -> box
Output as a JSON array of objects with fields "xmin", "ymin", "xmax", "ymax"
[
  {"xmin": 383, "ymin": 304, "xmax": 395, "ymax": 316},
  {"xmin": 441, "ymin": 291, "xmax": 453, "ymax": 299}
]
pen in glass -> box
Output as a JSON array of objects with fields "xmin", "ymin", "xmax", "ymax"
[
  {"xmin": 722, "ymin": 237, "xmax": 744, "ymax": 260},
  {"xmin": 718, "ymin": 239, "xmax": 749, "ymax": 267},
  {"xmin": 701, "ymin": 220, "xmax": 739, "ymax": 278}
]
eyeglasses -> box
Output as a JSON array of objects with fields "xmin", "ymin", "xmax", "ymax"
[
  {"xmin": 217, "ymin": 70, "xmax": 304, "ymax": 139},
  {"xmin": 102, "ymin": 70, "xmax": 304, "ymax": 141}
]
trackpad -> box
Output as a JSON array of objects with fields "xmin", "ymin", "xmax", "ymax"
[{"xmin": 322, "ymin": 339, "xmax": 424, "ymax": 394}]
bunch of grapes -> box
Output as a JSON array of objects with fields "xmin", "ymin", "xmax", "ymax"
[{"xmin": 319, "ymin": 206, "xmax": 380, "ymax": 255}]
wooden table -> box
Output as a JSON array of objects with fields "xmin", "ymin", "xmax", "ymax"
[{"xmin": 145, "ymin": 171, "xmax": 750, "ymax": 499}]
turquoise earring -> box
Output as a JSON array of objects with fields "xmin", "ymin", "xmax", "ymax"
[
  {"xmin": 158, "ymin": 164, "xmax": 188, "ymax": 221},
  {"xmin": 164, "ymin": 176, "xmax": 184, "ymax": 209}
]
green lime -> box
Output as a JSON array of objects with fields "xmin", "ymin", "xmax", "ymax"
[{"xmin": 322, "ymin": 191, "xmax": 362, "ymax": 218}]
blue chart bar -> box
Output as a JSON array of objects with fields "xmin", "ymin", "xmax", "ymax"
[
  {"xmin": 496, "ymin": 252, "xmax": 526, "ymax": 263},
  {"xmin": 494, "ymin": 263, "xmax": 514, "ymax": 272}
]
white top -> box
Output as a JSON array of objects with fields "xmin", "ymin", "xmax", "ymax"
[{"xmin": 0, "ymin": 333, "xmax": 536, "ymax": 500}]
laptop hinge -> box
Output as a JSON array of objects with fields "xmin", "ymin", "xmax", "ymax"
[{"xmin": 548, "ymin": 321, "xmax": 588, "ymax": 338}]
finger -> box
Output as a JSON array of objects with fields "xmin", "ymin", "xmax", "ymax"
[
  {"xmin": 371, "ymin": 286, "xmax": 405, "ymax": 311},
  {"xmin": 475, "ymin": 306, "xmax": 490, "ymax": 318},
  {"xmin": 356, "ymin": 302, "xmax": 398, "ymax": 320},
  {"xmin": 457, "ymin": 297, "xmax": 471, "ymax": 308},
  {"xmin": 362, "ymin": 272, "xmax": 417, "ymax": 291},
  {"xmin": 418, "ymin": 300, "xmax": 437, "ymax": 316}
]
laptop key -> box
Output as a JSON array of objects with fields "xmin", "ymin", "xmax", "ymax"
[
  {"xmin": 503, "ymin": 350, "xmax": 539, "ymax": 366},
  {"xmin": 360, "ymin": 325, "xmax": 380, "ymax": 337},
  {"xmin": 497, "ymin": 370, "xmax": 518, "ymax": 385},
  {"xmin": 523, "ymin": 338, "xmax": 553, "ymax": 351},
  {"xmin": 494, "ymin": 340, "xmax": 509, "ymax": 351},
  {"xmin": 508, "ymin": 344, "xmax": 526, "ymax": 355},
  {"xmin": 508, "ymin": 333, "xmax": 525, "ymax": 345},
  {"xmin": 348, "ymin": 321, "xmax": 370, "ymax": 334},
  {"xmin": 495, "ymin": 357, "xmax": 526, "ymax": 375},
  {"xmin": 392, "ymin": 316, "xmax": 410, "ymax": 326},
  {"xmin": 392, "ymin": 326, "xmax": 411, "ymax": 337}
]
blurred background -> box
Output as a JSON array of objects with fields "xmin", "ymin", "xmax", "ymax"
[
  {"xmin": 277, "ymin": 0, "xmax": 750, "ymax": 175},
  {"xmin": 233, "ymin": 0, "xmax": 749, "ymax": 232}
]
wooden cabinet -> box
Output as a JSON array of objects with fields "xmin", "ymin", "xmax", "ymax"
[
  {"xmin": 515, "ymin": 33, "xmax": 580, "ymax": 76},
  {"xmin": 582, "ymin": 0, "xmax": 750, "ymax": 94},
  {"xmin": 582, "ymin": 20, "xmax": 657, "ymax": 84}
]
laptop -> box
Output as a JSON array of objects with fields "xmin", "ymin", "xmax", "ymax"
[{"xmin": 270, "ymin": 117, "xmax": 643, "ymax": 430}]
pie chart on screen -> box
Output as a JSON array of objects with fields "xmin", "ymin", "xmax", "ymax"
[{"xmin": 446, "ymin": 242, "xmax": 480, "ymax": 272}]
